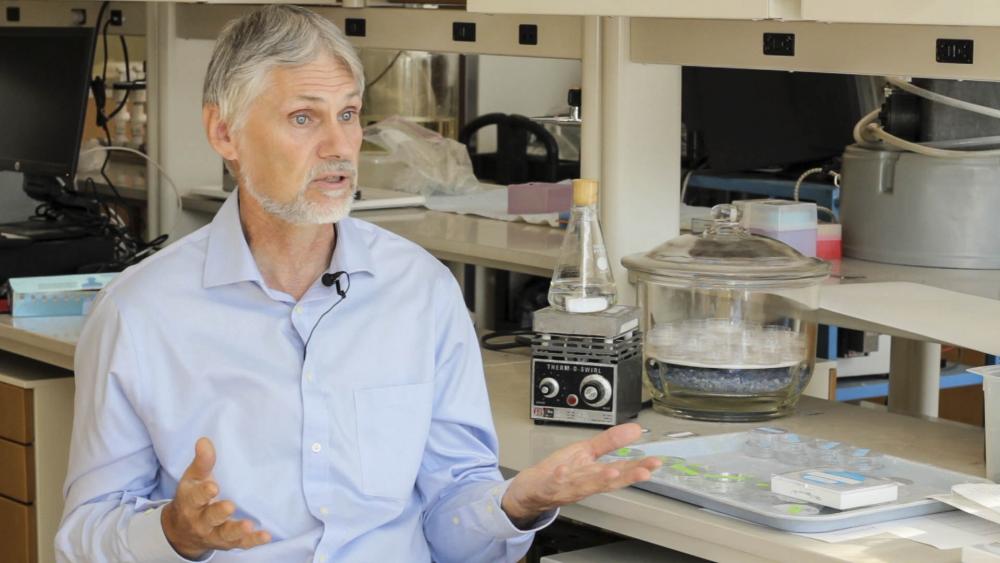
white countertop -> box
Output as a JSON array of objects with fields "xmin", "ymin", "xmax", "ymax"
[
  {"xmin": 0, "ymin": 315, "xmax": 81, "ymax": 371},
  {"xmin": 483, "ymin": 347, "xmax": 985, "ymax": 562}
]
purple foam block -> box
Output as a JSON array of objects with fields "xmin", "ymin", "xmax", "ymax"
[{"xmin": 507, "ymin": 182, "xmax": 572, "ymax": 214}]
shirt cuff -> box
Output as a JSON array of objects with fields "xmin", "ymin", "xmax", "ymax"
[
  {"xmin": 476, "ymin": 479, "xmax": 558, "ymax": 540},
  {"xmin": 126, "ymin": 502, "xmax": 215, "ymax": 563}
]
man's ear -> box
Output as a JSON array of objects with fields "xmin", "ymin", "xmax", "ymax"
[{"xmin": 202, "ymin": 105, "xmax": 239, "ymax": 162}]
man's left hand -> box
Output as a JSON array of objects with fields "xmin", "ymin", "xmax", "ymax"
[{"xmin": 501, "ymin": 423, "xmax": 661, "ymax": 527}]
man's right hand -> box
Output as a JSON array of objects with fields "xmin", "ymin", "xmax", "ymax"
[{"xmin": 161, "ymin": 437, "xmax": 271, "ymax": 559}]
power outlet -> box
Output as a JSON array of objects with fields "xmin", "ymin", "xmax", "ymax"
[
  {"xmin": 936, "ymin": 38, "xmax": 973, "ymax": 64},
  {"xmin": 345, "ymin": 17, "xmax": 365, "ymax": 37},
  {"xmin": 519, "ymin": 24, "xmax": 538, "ymax": 46},
  {"xmin": 763, "ymin": 32, "xmax": 795, "ymax": 56},
  {"xmin": 453, "ymin": 21, "xmax": 476, "ymax": 42},
  {"xmin": 70, "ymin": 8, "xmax": 87, "ymax": 25},
  {"xmin": 109, "ymin": 9, "xmax": 123, "ymax": 26},
  {"xmin": 6, "ymin": 6, "xmax": 20, "ymax": 22}
]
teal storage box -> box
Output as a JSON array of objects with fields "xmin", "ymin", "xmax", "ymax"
[{"xmin": 8, "ymin": 273, "xmax": 116, "ymax": 317}]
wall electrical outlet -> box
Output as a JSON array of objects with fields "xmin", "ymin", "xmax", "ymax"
[
  {"xmin": 453, "ymin": 22, "xmax": 476, "ymax": 42},
  {"xmin": 763, "ymin": 32, "xmax": 795, "ymax": 56},
  {"xmin": 936, "ymin": 39, "xmax": 973, "ymax": 64},
  {"xmin": 519, "ymin": 24, "xmax": 538, "ymax": 46}
]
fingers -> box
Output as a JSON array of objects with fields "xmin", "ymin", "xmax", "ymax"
[
  {"xmin": 587, "ymin": 423, "xmax": 644, "ymax": 458},
  {"xmin": 210, "ymin": 519, "xmax": 271, "ymax": 550},
  {"xmin": 176, "ymin": 440, "xmax": 219, "ymax": 514},
  {"xmin": 183, "ymin": 437, "xmax": 217, "ymax": 482},
  {"xmin": 201, "ymin": 500, "xmax": 235, "ymax": 527},
  {"xmin": 186, "ymin": 480, "xmax": 219, "ymax": 509},
  {"xmin": 556, "ymin": 457, "xmax": 660, "ymax": 503},
  {"xmin": 163, "ymin": 438, "xmax": 273, "ymax": 555}
]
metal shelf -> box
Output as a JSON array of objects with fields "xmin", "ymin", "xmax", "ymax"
[
  {"xmin": 801, "ymin": 0, "xmax": 1000, "ymax": 27},
  {"xmin": 468, "ymin": 0, "xmax": 799, "ymax": 20},
  {"xmin": 631, "ymin": 18, "xmax": 1000, "ymax": 81},
  {"xmin": 176, "ymin": 4, "xmax": 583, "ymax": 59},
  {"xmin": 0, "ymin": 1, "xmax": 146, "ymax": 34}
]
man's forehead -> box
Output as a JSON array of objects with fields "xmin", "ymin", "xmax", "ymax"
[
  {"xmin": 260, "ymin": 60, "xmax": 361, "ymax": 105},
  {"xmin": 292, "ymin": 91, "xmax": 362, "ymax": 104}
]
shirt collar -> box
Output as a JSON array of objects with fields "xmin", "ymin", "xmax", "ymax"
[{"xmin": 203, "ymin": 190, "xmax": 376, "ymax": 290}]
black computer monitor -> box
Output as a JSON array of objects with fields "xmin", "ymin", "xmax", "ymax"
[
  {"xmin": 682, "ymin": 67, "xmax": 867, "ymax": 172},
  {"xmin": 0, "ymin": 26, "xmax": 96, "ymax": 200}
]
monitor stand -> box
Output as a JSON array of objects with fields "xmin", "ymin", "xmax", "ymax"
[
  {"xmin": 0, "ymin": 174, "xmax": 99, "ymax": 241},
  {"xmin": 0, "ymin": 219, "xmax": 90, "ymax": 241}
]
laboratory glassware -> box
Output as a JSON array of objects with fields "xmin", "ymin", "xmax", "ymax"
[
  {"xmin": 622, "ymin": 204, "xmax": 830, "ymax": 421},
  {"xmin": 548, "ymin": 178, "xmax": 617, "ymax": 313}
]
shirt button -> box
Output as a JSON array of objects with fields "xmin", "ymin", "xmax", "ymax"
[
  {"xmin": 319, "ymin": 506, "xmax": 329, "ymax": 515},
  {"xmin": 319, "ymin": 555, "xmax": 327, "ymax": 563},
  {"xmin": 452, "ymin": 516, "xmax": 460, "ymax": 526},
  {"xmin": 305, "ymin": 372, "xmax": 314, "ymax": 382},
  {"xmin": 294, "ymin": 305, "xmax": 303, "ymax": 314},
  {"xmin": 311, "ymin": 442, "xmax": 322, "ymax": 453}
]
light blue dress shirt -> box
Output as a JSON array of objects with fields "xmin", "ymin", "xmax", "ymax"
[{"xmin": 56, "ymin": 192, "xmax": 555, "ymax": 562}]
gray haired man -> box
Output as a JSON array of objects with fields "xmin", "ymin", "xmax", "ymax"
[{"xmin": 56, "ymin": 5, "xmax": 658, "ymax": 562}]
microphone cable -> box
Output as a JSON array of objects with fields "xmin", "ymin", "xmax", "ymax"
[{"xmin": 302, "ymin": 271, "xmax": 351, "ymax": 360}]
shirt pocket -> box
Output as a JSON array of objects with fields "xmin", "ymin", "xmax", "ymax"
[{"xmin": 353, "ymin": 381, "xmax": 435, "ymax": 499}]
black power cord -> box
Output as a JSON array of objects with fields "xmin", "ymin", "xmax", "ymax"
[
  {"xmin": 481, "ymin": 329, "xmax": 534, "ymax": 351},
  {"xmin": 365, "ymin": 51, "xmax": 403, "ymax": 90},
  {"xmin": 77, "ymin": 1, "xmax": 166, "ymax": 270}
]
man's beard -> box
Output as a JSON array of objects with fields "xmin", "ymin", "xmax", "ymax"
[{"xmin": 242, "ymin": 160, "xmax": 357, "ymax": 225}]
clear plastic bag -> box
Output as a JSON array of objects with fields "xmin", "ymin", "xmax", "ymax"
[{"xmin": 362, "ymin": 116, "xmax": 482, "ymax": 196}]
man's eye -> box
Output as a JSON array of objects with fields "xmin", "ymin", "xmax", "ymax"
[
  {"xmin": 293, "ymin": 114, "xmax": 310, "ymax": 125},
  {"xmin": 339, "ymin": 111, "xmax": 356, "ymax": 122}
]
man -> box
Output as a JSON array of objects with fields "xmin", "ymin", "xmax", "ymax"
[{"xmin": 56, "ymin": 5, "xmax": 659, "ymax": 562}]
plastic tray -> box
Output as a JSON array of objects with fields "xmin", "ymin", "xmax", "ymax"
[{"xmin": 626, "ymin": 431, "xmax": 991, "ymax": 532}]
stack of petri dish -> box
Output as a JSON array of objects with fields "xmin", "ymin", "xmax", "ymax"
[
  {"xmin": 743, "ymin": 427, "xmax": 788, "ymax": 458},
  {"xmin": 775, "ymin": 433, "xmax": 809, "ymax": 466}
]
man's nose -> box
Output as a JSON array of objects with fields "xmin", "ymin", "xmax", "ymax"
[{"xmin": 318, "ymin": 121, "xmax": 357, "ymax": 161}]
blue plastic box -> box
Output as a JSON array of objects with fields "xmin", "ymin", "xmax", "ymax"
[{"xmin": 8, "ymin": 273, "xmax": 116, "ymax": 317}]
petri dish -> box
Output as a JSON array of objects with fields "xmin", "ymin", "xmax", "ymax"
[
  {"xmin": 744, "ymin": 427, "xmax": 787, "ymax": 459},
  {"xmin": 845, "ymin": 448, "xmax": 883, "ymax": 472},
  {"xmin": 702, "ymin": 471, "xmax": 751, "ymax": 495},
  {"xmin": 655, "ymin": 461, "xmax": 707, "ymax": 485},
  {"xmin": 600, "ymin": 447, "xmax": 647, "ymax": 463},
  {"xmin": 775, "ymin": 433, "xmax": 809, "ymax": 466},
  {"xmin": 809, "ymin": 440, "xmax": 845, "ymax": 466},
  {"xmin": 769, "ymin": 503, "xmax": 821, "ymax": 516}
]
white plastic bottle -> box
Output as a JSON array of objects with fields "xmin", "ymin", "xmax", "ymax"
[{"xmin": 547, "ymin": 178, "xmax": 617, "ymax": 313}]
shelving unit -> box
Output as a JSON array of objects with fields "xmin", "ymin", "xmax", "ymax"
[{"xmin": 468, "ymin": 0, "xmax": 800, "ymax": 20}]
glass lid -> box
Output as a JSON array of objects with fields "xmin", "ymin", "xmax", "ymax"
[{"xmin": 622, "ymin": 204, "xmax": 831, "ymax": 282}]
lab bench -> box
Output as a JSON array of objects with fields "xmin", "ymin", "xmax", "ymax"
[
  {"xmin": 483, "ymin": 346, "xmax": 987, "ymax": 562},
  {"xmin": 0, "ymin": 313, "xmax": 989, "ymax": 563}
]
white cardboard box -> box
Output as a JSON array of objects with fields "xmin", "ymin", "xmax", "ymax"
[{"xmin": 771, "ymin": 469, "xmax": 899, "ymax": 510}]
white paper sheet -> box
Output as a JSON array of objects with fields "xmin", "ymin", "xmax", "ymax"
[
  {"xmin": 795, "ymin": 524, "xmax": 889, "ymax": 543},
  {"xmin": 930, "ymin": 493, "xmax": 1000, "ymax": 526},
  {"xmin": 954, "ymin": 484, "xmax": 1000, "ymax": 512},
  {"xmin": 880, "ymin": 511, "xmax": 1000, "ymax": 550},
  {"xmin": 795, "ymin": 510, "xmax": 1000, "ymax": 549}
]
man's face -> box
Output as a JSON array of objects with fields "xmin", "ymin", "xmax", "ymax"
[{"xmin": 232, "ymin": 54, "xmax": 363, "ymax": 224}]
